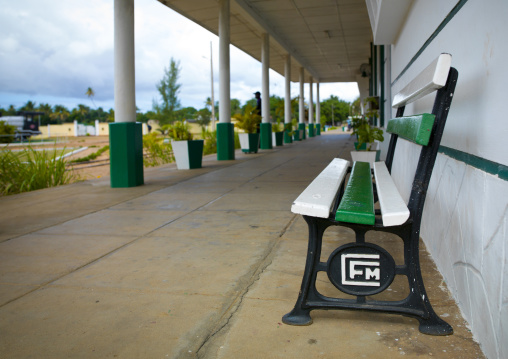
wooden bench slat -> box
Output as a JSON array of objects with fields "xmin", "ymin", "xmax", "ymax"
[
  {"xmin": 392, "ymin": 53, "xmax": 451, "ymax": 108},
  {"xmin": 291, "ymin": 158, "xmax": 349, "ymax": 218},
  {"xmin": 335, "ymin": 161, "xmax": 375, "ymax": 225},
  {"xmin": 386, "ymin": 113, "xmax": 435, "ymax": 146},
  {"xmin": 373, "ymin": 162, "xmax": 410, "ymax": 226}
]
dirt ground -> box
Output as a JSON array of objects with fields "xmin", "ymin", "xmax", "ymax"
[{"xmin": 8, "ymin": 136, "xmax": 112, "ymax": 182}]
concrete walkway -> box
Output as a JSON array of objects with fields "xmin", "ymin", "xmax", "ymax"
[{"xmin": 0, "ymin": 131, "xmax": 484, "ymax": 358}]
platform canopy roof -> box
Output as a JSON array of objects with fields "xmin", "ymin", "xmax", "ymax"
[{"xmin": 157, "ymin": 0, "xmax": 373, "ymax": 83}]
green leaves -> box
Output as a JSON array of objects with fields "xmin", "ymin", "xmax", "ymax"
[
  {"xmin": 233, "ymin": 104, "xmax": 261, "ymax": 134},
  {"xmin": 351, "ymin": 117, "xmax": 384, "ymax": 151},
  {"xmin": 0, "ymin": 147, "xmax": 74, "ymax": 196},
  {"xmin": 164, "ymin": 120, "xmax": 193, "ymax": 141}
]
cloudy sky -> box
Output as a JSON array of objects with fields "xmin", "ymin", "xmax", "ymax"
[{"xmin": 0, "ymin": 0, "xmax": 360, "ymax": 113}]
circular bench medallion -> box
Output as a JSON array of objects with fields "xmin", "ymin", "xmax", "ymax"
[{"xmin": 327, "ymin": 243, "xmax": 396, "ymax": 296}]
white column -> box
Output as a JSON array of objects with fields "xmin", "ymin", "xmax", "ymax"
[
  {"xmin": 316, "ymin": 81, "xmax": 321, "ymax": 125},
  {"xmin": 299, "ymin": 68, "xmax": 305, "ymax": 124},
  {"xmin": 95, "ymin": 119, "xmax": 99, "ymax": 136},
  {"xmin": 218, "ymin": 0, "xmax": 230, "ymax": 124},
  {"xmin": 114, "ymin": 0, "xmax": 136, "ymax": 123},
  {"xmin": 74, "ymin": 120, "xmax": 78, "ymax": 137},
  {"xmin": 309, "ymin": 77, "xmax": 314, "ymax": 124},
  {"xmin": 261, "ymin": 33, "xmax": 270, "ymax": 123},
  {"xmin": 284, "ymin": 55, "xmax": 291, "ymax": 124}
]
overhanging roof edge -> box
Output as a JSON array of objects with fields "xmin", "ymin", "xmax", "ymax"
[{"xmin": 233, "ymin": 0, "xmax": 319, "ymax": 80}]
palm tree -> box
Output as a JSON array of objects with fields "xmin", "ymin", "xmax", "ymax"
[
  {"xmin": 86, "ymin": 87, "xmax": 96, "ymax": 108},
  {"xmin": 51, "ymin": 105, "xmax": 70, "ymax": 124},
  {"xmin": 20, "ymin": 100, "xmax": 36, "ymax": 112}
]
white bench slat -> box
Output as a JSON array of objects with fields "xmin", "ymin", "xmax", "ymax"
[
  {"xmin": 291, "ymin": 158, "xmax": 350, "ymax": 218},
  {"xmin": 392, "ymin": 53, "xmax": 452, "ymax": 108},
  {"xmin": 373, "ymin": 161, "xmax": 410, "ymax": 226}
]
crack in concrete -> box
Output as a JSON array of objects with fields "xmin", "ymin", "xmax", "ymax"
[{"xmin": 193, "ymin": 214, "xmax": 298, "ymax": 358}]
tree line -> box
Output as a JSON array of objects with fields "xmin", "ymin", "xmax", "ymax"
[{"xmin": 0, "ymin": 57, "xmax": 358, "ymax": 129}]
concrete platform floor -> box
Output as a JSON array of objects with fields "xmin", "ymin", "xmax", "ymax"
[{"xmin": 0, "ymin": 131, "xmax": 484, "ymax": 358}]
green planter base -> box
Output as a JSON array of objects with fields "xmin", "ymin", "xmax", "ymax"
[
  {"xmin": 308, "ymin": 123, "xmax": 315, "ymax": 137},
  {"xmin": 316, "ymin": 124, "xmax": 321, "ymax": 135},
  {"xmin": 298, "ymin": 123, "xmax": 306, "ymax": 140},
  {"xmin": 217, "ymin": 122, "xmax": 235, "ymax": 161},
  {"xmin": 273, "ymin": 131, "xmax": 284, "ymax": 146},
  {"xmin": 284, "ymin": 130, "xmax": 293, "ymax": 144},
  {"xmin": 109, "ymin": 122, "xmax": 144, "ymax": 188},
  {"xmin": 260, "ymin": 123, "xmax": 272, "ymax": 149}
]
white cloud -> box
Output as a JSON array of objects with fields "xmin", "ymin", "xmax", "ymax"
[{"xmin": 0, "ymin": 0, "xmax": 358, "ymax": 113}]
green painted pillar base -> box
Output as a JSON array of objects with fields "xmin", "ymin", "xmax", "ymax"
[
  {"xmin": 308, "ymin": 123, "xmax": 315, "ymax": 137},
  {"xmin": 284, "ymin": 130, "xmax": 293, "ymax": 144},
  {"xmin": 216, "ymin": 122, "xmax": 235, "ymax": 161},
  {"xmin": 109, "ymin": 122, "xmax": 144, "ymax": 188},
  {"xmin": 260, "ymin": 123, "xmax": 272, "ymax": 149},
  {"xmin": 299, "ymin": 123, "xmax": 306, "ymax": 140},
  {"xmin": 316, "ymin": 123, "xmax": 321, "ymax": 135}
]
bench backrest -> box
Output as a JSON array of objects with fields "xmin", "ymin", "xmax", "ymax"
[{"xmin": 385, "ymin": 53, "xmax": 458, "ymax": 220}]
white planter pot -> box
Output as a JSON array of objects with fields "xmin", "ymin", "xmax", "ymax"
[
  {"xmin": 239, "ymin": 133, "xmax": 260, "ymax": 153},
  {"xmin": 350, "ymin": 150, "xmax": 380, "ymax": 165},
  {"xmin": 171, "ymin": 140, "xmax": 204, "ymax": 169}
]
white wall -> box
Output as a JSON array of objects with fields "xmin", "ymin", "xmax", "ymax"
[{"xmin": 389, "ymin": 1, "xmax": 508, "ymax": 358}]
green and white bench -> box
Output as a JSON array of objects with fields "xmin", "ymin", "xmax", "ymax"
[{"xmin": 283, "ymin": 53, "xmax": 458, "ymax": 335}]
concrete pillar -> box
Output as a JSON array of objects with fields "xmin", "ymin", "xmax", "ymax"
[
  {"xmin": 216, "ymin": 0, "xmax": 235, "ymax": 160},
  {"xmin": 109, "ymin": 0, "xmax": 143, "ymax": 187},
  {"xmin": 95, "ymin": 119, "xmax": 99, "ymax": 136},
  {"xmin": 316, "ymin": 81, "xmax": 321, "ymax": 135},
  {"xmin": 260, "ymin": 33, "xmax": 272, "ymax": 149},
  {"xmin": 298, "ymin": 67, "xmax": 306, "ymax": 140},
  {"xmin": 284, "ymin": 55, "xmax": 292, "ymax": 144},
  {"xmin": 74, "ymin": 120, "xmax": 78, "ymax": 137},
  {"xmin": 308, "ymin": 76, "xmax": 315, "ymax": 137}
]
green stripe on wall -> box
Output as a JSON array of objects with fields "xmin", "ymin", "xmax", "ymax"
[
  {"xmin": 392, "ymin": 0, "xmax": 469, "ymax": 86},
  {"xmin": 439, "ymin": 146, "xmax": 508, "ymax": 181}
]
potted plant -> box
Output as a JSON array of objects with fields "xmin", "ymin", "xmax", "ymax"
[
  {"xmin": 233, "ymin": 104, "xmax": 261, "ymax": 153},
  {"xmin": 272, "ymin": 120, "xmax": 284, "ymax": 147},
  {"xmin": 291, "ymin": 118, "xmax": 301, "ymax": 141},
  {"xmin": 350, "ymin": 97, "xmax": 384, "ymax": 164},
  {"xmin": 283, "ymin": 122, "xmax": 293, "ymax": 144},
  {"xmin": 165, "ymin": 120, "xmax": 204, "ymax": 169}
]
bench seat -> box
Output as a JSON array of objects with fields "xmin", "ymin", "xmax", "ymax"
[
  {"xmin": 335, "ymin": 161, "xmax": 375, "ymax": 225},
  {"xmin": 332, "ymin": 161, "xmax": 410, "ymax": 227},
  {"xmin": 291, "ymin": 158, "xmax": 349, "ymax": 218},
  {"xmin": 373, "ymin": 162, "xmax": 410, "ymax": 226}
]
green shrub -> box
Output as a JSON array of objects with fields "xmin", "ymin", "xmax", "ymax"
[
  {"xmin": 0, "ymin": 120, "xmax": 16, "ymax": 144},
  {"xmin": 233, "ymin": 104, "xmax": 261, "ymax": 134},
  {"xmin": 163, "ymin": 120, "xmax": 193, "ymax": 141},
  {"xmin": 142, "ymin": 133, "xmax": 173, "ymax": 167},
  {"xmin": 201, "ymin": 129, "xmax": 217, "ymax": 155},
  {"xmin": 0, "ymin": 147, "xmax": 74, "ymax": 196}
]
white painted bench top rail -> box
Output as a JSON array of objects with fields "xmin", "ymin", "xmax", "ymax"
[
  {"xmin": 392, "ymin": 53, "xmax": 452, "ymax": 108},
  {"xmin": 373, "ymin": 161, "xmax": 410, "ymax": 226},
  {"xmin": 291, "ymin": 158, "xmax": 350, "ymax": 218}
]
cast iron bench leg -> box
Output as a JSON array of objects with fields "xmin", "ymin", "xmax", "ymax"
[{"xmin": 282, "ymin": 216, "xmax": 329, "ymax": 326}]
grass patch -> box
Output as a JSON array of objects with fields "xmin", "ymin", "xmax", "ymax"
[
  {"xmin": 12, "ymin": 148, "xmax": 76, "ymax": 162},
  {"xmin": 0, "ymin": 147, "xmax": 75, "ymax": 196},
  {"xmin": 143, "ymin": 133, "xmax": 173, "ymax": 167},
  {"xmin": 69, "ymin": 145, "xmax": 109, "ymax": 163}
]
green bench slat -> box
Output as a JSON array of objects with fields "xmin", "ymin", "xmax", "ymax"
[
  {"xmin": 386, "ymin": 113, "xmax": 435, "ymax": 146},
  {"xmin": 335, "ymin": 161, "xmax": 375, "ymax": 225}
]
